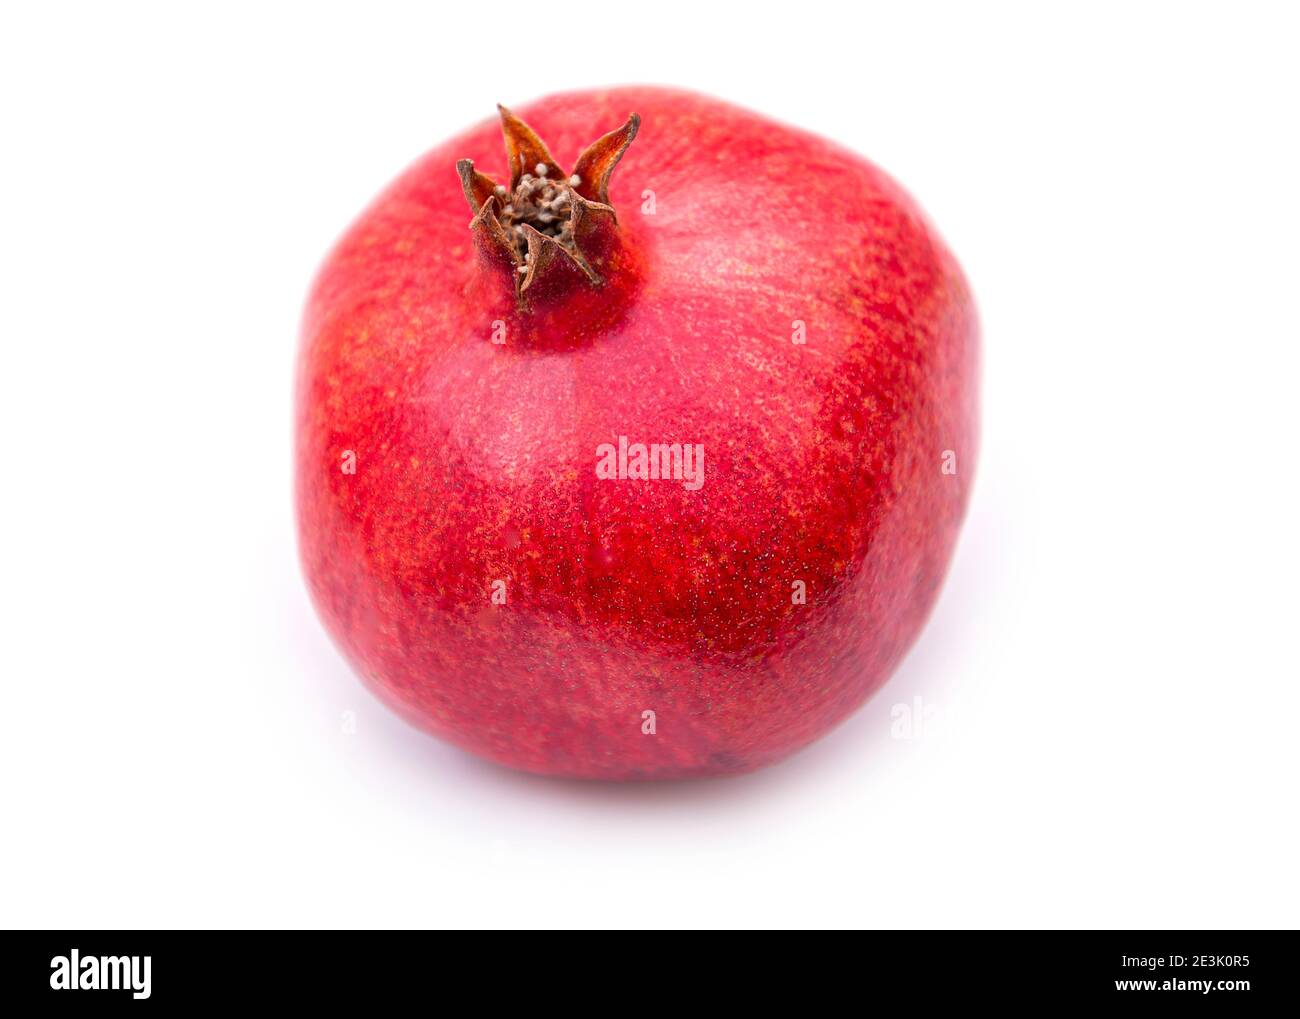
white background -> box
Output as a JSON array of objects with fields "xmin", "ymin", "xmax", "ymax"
[{"xmin": 2, "ymin": 1, "xmax": 1297, "ymax": 929}]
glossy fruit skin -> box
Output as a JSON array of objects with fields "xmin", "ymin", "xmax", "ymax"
[{"xmin": 296, "ymin": 86, "xmax": 978, "ymax": 779}]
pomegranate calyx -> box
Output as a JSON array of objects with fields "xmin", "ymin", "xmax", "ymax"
[{"xmin": 456, "ymin": 107, "xmax": 640, "ymax": 299}]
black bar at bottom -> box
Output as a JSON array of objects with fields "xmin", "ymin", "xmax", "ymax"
[{"xmin": 0, "ymin": 931, "xmax": 1287, "ymax": 1009}]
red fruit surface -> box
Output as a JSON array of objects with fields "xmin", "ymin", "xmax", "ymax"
[{"xmin": 295, "ymin": 86, "xmax": 979, "ymax": 779}]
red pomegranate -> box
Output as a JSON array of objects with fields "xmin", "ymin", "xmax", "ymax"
[{"xmin": 295, "ymin": 87, "xmax": 978, "ymax": 779}]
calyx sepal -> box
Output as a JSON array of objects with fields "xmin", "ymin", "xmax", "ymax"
[{"xmin": 457, "ymin": 106, "xmax": 639, "ymax": 299}]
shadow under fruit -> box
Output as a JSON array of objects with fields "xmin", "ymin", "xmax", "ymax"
[{"xmin": 295, "ymin": 86, "xmax": 979, "ymax": 779}]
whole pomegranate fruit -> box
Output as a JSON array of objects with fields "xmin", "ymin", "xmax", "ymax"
[{"xmin": 296, "ymin": 87, "xmax": 978, "ymax": 779}]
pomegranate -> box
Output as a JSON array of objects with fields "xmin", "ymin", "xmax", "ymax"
[{"xmin": 295, "ymin": 87, "xmax": 978, "ymax": 779}]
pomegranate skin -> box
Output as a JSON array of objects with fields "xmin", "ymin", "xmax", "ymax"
[{"xmin": 295, "ymin": 86, "xmax": 978, "ymax": 779}]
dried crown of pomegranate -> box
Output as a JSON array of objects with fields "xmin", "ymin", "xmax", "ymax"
[{"xmin": 456, "ymin": 105, "xmax": 639, "ymax": 297}]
